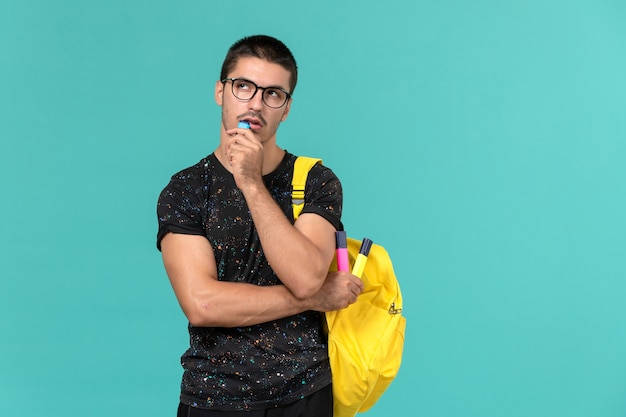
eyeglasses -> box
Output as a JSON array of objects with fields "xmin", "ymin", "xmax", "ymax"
[{"xmin": 221, "ymin": 78, "xmax": 292, "ymax": 109}]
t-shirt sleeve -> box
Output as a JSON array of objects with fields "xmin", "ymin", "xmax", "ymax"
[
  {"xmin": 300, "ymin": 163, "xmax": 344, "ymax": 231},
  {"xmin": 156, "ymin": 168, "xmax": 206, "ymax": 251}
]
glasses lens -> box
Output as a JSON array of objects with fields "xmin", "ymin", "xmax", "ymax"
[
  {"xmin": 231, "ymin": 79, "xmax": 256, "ymax": 100},
  {"xmin": 262, "ymin": 88, "xmax": 287, "ymax": 108}
]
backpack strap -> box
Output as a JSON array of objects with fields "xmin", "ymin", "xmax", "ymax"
[{"xmin": 292, "ymin": 156, "xmax": 322, "ymax": 220}]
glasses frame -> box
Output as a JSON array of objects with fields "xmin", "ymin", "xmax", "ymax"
[{"xmin": 221, "ymin": 78, "xmax": 292, "ymax": 109}]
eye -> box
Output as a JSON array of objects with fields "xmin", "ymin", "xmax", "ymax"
[
  {"xmin": 237, "ymin": 80, "xmax": 252, "ymax": 90},
  {"xmin": 265, "ymin": 88, "xmax": 284, "ymax": 99}
]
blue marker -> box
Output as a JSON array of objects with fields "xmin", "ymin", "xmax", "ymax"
[{"xmin": 238, "ymin": 120, "xmax": 250, "ymax": 129}]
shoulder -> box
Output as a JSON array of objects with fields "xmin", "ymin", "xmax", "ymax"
[
  {"xmin": 161, "ymin": 154, "xmax": 221, "ymax": 193},
  {"xmin": 308, "ymin": 161, "xmax": 342, "ymax": 192},
  {"xmin": 157, "ymin": 155, "xmax": 218, "ymax": 216},
  {"xmin": 169, "ymin": 154, "xmax": 213, "ymax": 183},
  {"xmin": 311, "ymin": 161, "xmax": 338, "ymax": 179}
]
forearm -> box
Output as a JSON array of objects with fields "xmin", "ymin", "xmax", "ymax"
[
  {"xmin": 183, "ymin": 280, "xmax": 314, "ymax": 328},
  {"xmin": 177, "ymin": 272, "xmax": 362, "ymax": 328},
  {"xmin": 241, "ymin": 182, "xmax": 334, "ymax": 299}
]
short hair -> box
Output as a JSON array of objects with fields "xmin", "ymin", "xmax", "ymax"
[{"xmin": 220, "ymin": 35, "xmax": 298, "ymax": 95}]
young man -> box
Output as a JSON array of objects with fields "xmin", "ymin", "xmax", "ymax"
[{"xmin": 157, "ymin": 35, "xmax": 363, "ymax": 416}]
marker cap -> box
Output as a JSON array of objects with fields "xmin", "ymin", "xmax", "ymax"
[
  {"xmin": 335, "ymin": 231, "xmax": 348, "ymax": 249},
  {"xmin": 238, "ymin": 120, "xmax": 250, "ymax": 129},
  {"xmin": 358, "ymin": 238, "xmax": 373, "ymax": 256}
]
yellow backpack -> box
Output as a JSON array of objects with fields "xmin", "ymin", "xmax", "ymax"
[{"xmin": 292, "ymin": 156, "xmax": 407, "ymax": 417}]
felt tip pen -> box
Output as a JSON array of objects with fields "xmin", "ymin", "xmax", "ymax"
[
  {"xmin": 238, "ymin": 120, "xmax": 250, "ymax": 129},
  {"xmin": 335, "ymin": 231, "xmax": 349, "ymax": 272},
  {"xmin": 351, "ymin": 238, "xmax": 373, "ymax": 278}
]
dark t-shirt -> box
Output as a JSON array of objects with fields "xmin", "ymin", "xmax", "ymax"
[{"xmin": 156, "ymin": 151, "xmax": 343, "ymax": 411}]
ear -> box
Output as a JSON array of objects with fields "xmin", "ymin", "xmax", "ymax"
[
  {"xmin": 215, "ymin": 80, "xmax": 224, "ymax": 106},
  {"xmin": 280, "ymin": 98, "xmax": 293, "ymax": 122}
]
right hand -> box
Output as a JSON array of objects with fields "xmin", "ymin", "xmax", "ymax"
[
  {"xmin": 309, "ymin": 271, "xmax": 364, "ymax": 312},
  {"xmin": 224, "ymin": 127, "xmax": 264, "ymax": 191}
]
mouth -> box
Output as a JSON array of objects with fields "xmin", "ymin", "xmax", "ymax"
[
  {"xmin": 239, "ymin": 114, "xmax": 265, "ymax": 130},
  {"xmin": 239, "ymin": 115, "xmax": 264, "ymax": 131}
]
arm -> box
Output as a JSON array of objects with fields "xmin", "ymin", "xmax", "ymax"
[
  {"xmin": 225, "ymin": 130, "xmax": 337, "ymax": 299},
  {"xmin": 161, "ymin": 232, "xmax": 363, "ymax": 328},
  {"xmin": 237, "ymin": 183, "xmax": 337, "ymax": 299}
]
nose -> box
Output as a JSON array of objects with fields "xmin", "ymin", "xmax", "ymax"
[{"xmin": 247, "ymin": 89, "xmax": 264, "ymax": 111}]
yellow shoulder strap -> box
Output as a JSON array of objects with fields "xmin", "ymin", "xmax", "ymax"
[{"xmin": 292, "ymin": 156, "xmax": 322, "ymax": 220}]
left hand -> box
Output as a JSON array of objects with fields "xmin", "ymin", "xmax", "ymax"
[{"xmin": 307, "ymin": 271, "xmax": 364, "ymax": 312}]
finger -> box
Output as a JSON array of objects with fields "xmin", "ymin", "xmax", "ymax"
[
  {"xmin": 348, "ymin": 276, "xmax": 363, "ymax": 291},
  {"xmin": 228, "ymin": 136, "xmax": 260, "ymax": 155},
  {"xmin": 348, "ymin": 293, "xmax": 358, "ymax": 305},
  {"xmin": 226, "ymin": 128, "xmax": 257, "ymax": 144},
  {"xmin": 226, "ymin": 134, "xmax": 246, "ymax": 148},
  {"xmin": 226, "ymin": 127, "xmax": 251, "ymax": 136}
]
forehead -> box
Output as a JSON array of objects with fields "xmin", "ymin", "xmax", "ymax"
[{"xmin": 227, "ymin": 57, "xmax": 291, "ymax": 90}]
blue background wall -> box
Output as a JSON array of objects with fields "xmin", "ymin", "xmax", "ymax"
[{"xmin": 2, "ymin": 1, "xmax": 625, "ymax": 416}]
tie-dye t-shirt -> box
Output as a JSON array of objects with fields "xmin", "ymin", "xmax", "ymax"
[{"xmin": 156, "ymin": 151, "xmax": 343, "ymax": 411}]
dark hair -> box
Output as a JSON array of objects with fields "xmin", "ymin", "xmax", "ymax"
[{"xmin": 220, "ymin": 35, "xmax": 298, "ymax": 94}]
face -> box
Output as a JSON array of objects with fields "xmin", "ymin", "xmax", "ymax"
[{"xmin": 215, "ymin": 57, "xmax": 293, "ymax": 145}]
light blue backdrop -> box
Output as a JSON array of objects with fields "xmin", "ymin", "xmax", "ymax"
[{"xmin": 2, "ymin": 1, "xmax": 625, "ymax": 416}]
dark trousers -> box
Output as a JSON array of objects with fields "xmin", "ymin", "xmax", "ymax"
[{"xmin": 177, "ymin": 384, "xmax": 333, "ymax": 417}]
